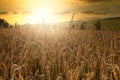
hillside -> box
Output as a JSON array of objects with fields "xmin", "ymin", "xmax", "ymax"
[{"xmin": 68, "ymin": 17, "xmax": 120, "ymax": 30}]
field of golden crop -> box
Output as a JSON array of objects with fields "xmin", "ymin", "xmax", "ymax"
[{"xmin": 0, "ymin": 27, "xmax": 120, "ymax": 80}]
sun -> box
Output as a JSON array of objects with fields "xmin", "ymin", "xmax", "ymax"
[{"xmin": 27, "ymin": 6, "xmax": 58, "ymax": 24}]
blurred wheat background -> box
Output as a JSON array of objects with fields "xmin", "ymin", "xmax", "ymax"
[{"xmin": 0, "ymin": 26, "xmax": 120, "ymax": 80}]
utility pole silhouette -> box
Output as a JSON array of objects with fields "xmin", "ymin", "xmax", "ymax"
[
  {"xmin": 42, "ymin": 17, "xmax": 44, "ymax": 27},
  {"xmin": 15, "ymin": 22, "xmax": 17, "ymax": 27}
]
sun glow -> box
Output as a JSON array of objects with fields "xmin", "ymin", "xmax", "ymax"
[
  {"xmin": 27, "ymin": 6, "xmax": 58, "ymax": 24},
  {"xmin": 0, "ymin": 0, "xmax": 72, "ymax": 24}
]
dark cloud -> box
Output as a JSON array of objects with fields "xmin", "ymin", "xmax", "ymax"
[
  {"xmin": 0, "ymin": 11, "xmax": 8, "ymax": 15},
  {"xmin": 81, "ymin": 10, "xmax": 107, "ymax": 15},
  {"xmin": 82, "ymin": 10, "xmax": 94, "ymax": 14},
  {"xmin": 86, "ymin": 0, "xmax": 104, "ymax": 1},
  {"xmin": 76, "ymin": 0, "xmax": 118, "ymax": 3},
  {"xmin": 94, "ymin": 11, "xmax": 107, "ymax": 15}
]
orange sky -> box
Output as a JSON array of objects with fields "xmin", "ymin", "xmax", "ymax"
[{"xmin": 0, "ymin": 0, "xmax": 120, "ymax": 24}]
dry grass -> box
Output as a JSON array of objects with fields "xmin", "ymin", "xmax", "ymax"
[{"xmin": 0, "ymin": 27, "xmax": 120, "ymax": 80}]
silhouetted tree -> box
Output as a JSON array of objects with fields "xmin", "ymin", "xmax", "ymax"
[
  {"xmin": 0, "ymin": 18, "xmax": 9, "ymax": 28},
  {"xmin": 94, "ymin": 21, "xmax": 102, "ymax": 30},
  {"xmin": 15, "ymin": 22, "xmax": 17, "ymax": 27},
  {"xmin": 71, "ymin": 24, "xmax": 75, "ymax": 29},
  {"xmin": 80, "ymin": 22, "xmax": 86, "ymax": 30}
]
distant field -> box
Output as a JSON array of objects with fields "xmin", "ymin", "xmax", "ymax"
[
  {"xmin": 100, "ymin": 18, "xmax": 120, "ymax": 30},
  {"xmin": 0, "ymin": 27, "xmax": 120, "ymax": 80},
  {"xmin": 71, "ymin": 18, "xmax": 120, "ymax": 30}
]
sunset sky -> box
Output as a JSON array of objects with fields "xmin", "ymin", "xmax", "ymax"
[{"xmin": 0, "ymin": 0, "xmax": 120, "ymax": 24}]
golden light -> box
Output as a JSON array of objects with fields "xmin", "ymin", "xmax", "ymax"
[
  {"xmin": 27, "ymin": 6, "xmax": 58, "ymax": 24},
  {"xmin": 0, "ymin": 0, "xmax": 72, "ymax": 24}
]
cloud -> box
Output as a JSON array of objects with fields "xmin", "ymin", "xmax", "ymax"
[
  {"xmin": 81, "ymin": 10, "xmax": 107, "ymax": 15},
  {"xmin": 76, "ymin": 0, "xmax": 118, "ymax": 3},
  {"xmin": 82, "ymin": 10, "xmax": 94, "ymax": 14},
  {"xmin": 0, "ymin": 10, "xmax": 33, "ymax": 15},
  {"xmin": 13, "ymin": 11, "xmax": 19, "ymax": 14},
  {"xmin": 94, "ymin": 11, "xmax": 107, "ymax": 15},
  {"xmin": 22, "ymin": 11, "xmax": 32, "ymax": 15},
  {"xmin": 85, "ymin": 0, "xmax": 104, "ymax": 1},
  {"xmin": 55, "ymin": 10, "xmax": 72, "ymax": 15},
  {"xmin": 110, "ymin": 7, "xmax": 120, "ymax": 12},
  {"xmin": 0, "ymin": 11, "xmax": 9, "ymax": 15}
]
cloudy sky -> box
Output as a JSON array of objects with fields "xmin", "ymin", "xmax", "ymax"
[{"xmin": 0, "ymin": 0, "xmax": 120, "ymax": 24}]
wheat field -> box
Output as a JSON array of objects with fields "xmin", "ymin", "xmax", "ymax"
[{"xmin": 0, "ymin": 26, "xmax": 120, "ymax": 80}]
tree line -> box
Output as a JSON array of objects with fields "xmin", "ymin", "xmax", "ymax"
[
  {"xmin": 71, "ymin": 21, "xmax": 102, "ymax": 30},
  {"xmin": 0, "ymin": 18, "xmax": 10, "ymax": 28}
]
